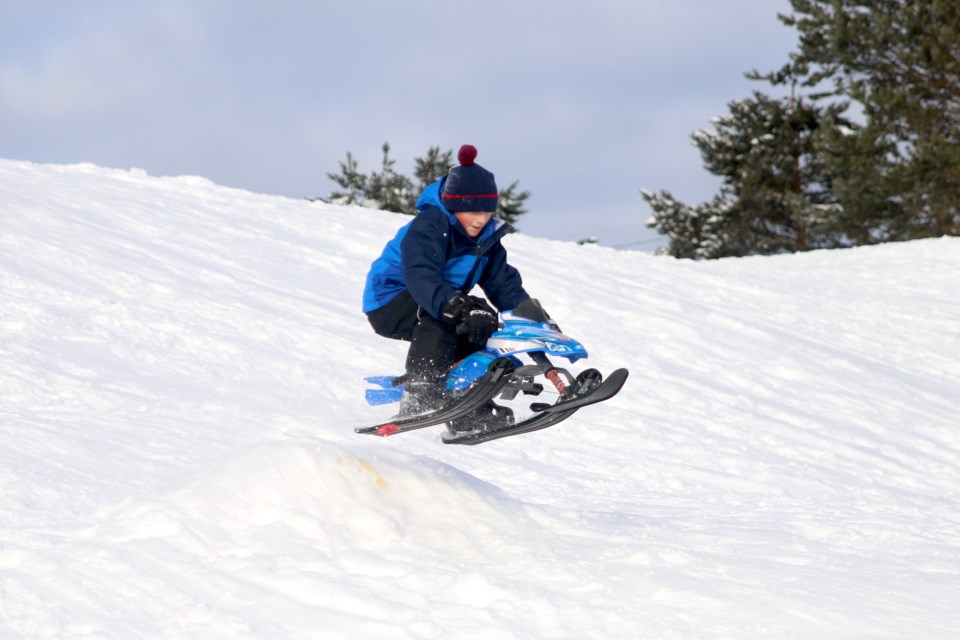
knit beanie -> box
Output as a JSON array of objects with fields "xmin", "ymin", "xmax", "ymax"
[{"xmin": 441, "ymin": 145, "xmax": 499, "ymax": 213}]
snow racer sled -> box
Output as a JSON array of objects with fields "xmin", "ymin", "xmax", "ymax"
[{"xmin": 356, "ymin": 308, "xmax": 629, "ymax": 445}]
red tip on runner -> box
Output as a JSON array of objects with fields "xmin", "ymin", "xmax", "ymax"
[{"xmin": 376, "ymin": 423, "xmax": 400, "ymax": 436}]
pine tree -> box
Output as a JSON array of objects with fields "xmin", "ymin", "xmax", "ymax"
[
  {"xmin": 770, "ymin": 0, "xmax": 960, "ymax": 238},
  {"xmin": 644, "ymin": 0, "xmax": 958, "ymax": 257},
  {"xmin": 644, "ymin": 90, "xmax": 853, "ymax": 258},
  {"xmin": 365, "ymin": 143, "xmax": 414, "ymax": 214},
  {"xmin": 323, "ymin": 152, "xmax": 367, "ymax": 205},
  {"xmin": 413, "ymin": 147, "xmax": 454, "ymax": 194},
  {"xmin": 496, "ymin": 180, "xmax": 531, "ymax": 227},
  {"xmin": 641, "ymin": 190, "xmax": 734, "ymax": 259}
]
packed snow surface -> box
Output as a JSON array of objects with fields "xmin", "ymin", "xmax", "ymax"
[{"xmin": 2, "ymin": 158, "xmax": 959, "ymax": 639}]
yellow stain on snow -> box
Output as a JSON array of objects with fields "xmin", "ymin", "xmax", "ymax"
[{"xmin": 334, "ymin": 457, "xmax": 389, "ymax": 489}]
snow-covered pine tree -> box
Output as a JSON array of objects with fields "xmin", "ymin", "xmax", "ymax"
[
  {"xmin": 767, "ymin": 0, "xmax": 960, "ymax": 239},
  {"xmin": 644, "ymin": 91, "xmax": 853, "ymax": 258},
  {"xmin": 646, "ymin": 1, "xmax": 958, "ymax": 258}
]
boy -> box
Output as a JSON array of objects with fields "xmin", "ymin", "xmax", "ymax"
[{"xmin": 362, "ymin": 145, "xmax": 551, "ymax": 431}]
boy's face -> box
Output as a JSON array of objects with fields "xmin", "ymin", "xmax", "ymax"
[{"xmin": 454, "ymin": 211, "xmax": 493, "ymax": 238}]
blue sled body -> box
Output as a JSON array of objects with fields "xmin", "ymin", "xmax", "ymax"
[{"xmin": 364, "ymin": 310, "xmax": 587, "ymax": 406}]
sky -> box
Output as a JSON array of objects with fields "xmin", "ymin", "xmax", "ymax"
[
  {"xmin": 3, "ymin": 158, "xmax": 959, "ymax": 638},
  {"xmin": 0, "ymin": 0, "xmax": 800, "ymax": 249}
]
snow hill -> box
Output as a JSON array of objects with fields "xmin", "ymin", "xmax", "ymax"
[{"xmin": 2, "ymin": 158, "xmax": 959, "ymax": 639}]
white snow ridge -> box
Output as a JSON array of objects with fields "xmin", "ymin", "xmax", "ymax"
[{"xmin": 2, "ymin": 158, "xmax": 959, "ymax": 639}]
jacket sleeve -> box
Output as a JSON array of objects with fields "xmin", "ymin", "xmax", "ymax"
[
  {"xmin": 401, "ymin": 209, "xmax": 458, "ymax": 319},
  {"xmin": 478, "ymin": 241, "xmax": 530, "ymax": 312}
]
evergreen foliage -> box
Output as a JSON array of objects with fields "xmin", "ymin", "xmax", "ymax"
[
  {"xmin": 320, "ymin": 144, "xmax": 530, "ymax": 226},
  {"xmin": 324, "ymin": 152, "xmax": 367, "ymax": 206},
  {"xmin": 364, "ymin": 143, "xmax": 414, "ymax": 214},
  {"xmin": 773, "ymin": 0, "xmax": 960, "ymax": 240},
  {"xmin": 645, "ymin": 0, "xmax": 959, "ymax": 258},
  {"xmin": 645, "ymin": 90, "xmax": 855, "ymax": 258},
  {"xmin": 413, "ymin": 147, "xmax": 454, "ymax": 194},
  {"xmin": 495, "ymin": 180, "xmax": 531, "ymax": 226}
]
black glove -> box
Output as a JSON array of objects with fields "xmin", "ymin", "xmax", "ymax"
[
  {"xmin": 442, "ymin": 295, "xmax": 499, "ymax": 345},
  {"xmin": 441, "ymin": 294, "xmax": 471, "ymax": 324},
  {"xmin": 459, "ymin": 306, "xmax": 498, "ymax": 344}
]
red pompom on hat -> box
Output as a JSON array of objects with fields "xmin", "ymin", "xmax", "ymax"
[
  {"xmin": 458, "ymin": 144, "xmax": 478, "ymax": 166},
  {"xmin": 442, "ymin": 144, "xmax": 498, "ymax": 212}
]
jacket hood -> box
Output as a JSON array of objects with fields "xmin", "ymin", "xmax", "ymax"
[{"xmin": 415, "ymin": 177, "xmax": 452, "ymax": 218}]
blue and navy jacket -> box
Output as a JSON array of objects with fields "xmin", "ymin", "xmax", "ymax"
[{"xmin": 362, "ymin": 177, "xmax": 529, "ymax": 320}]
